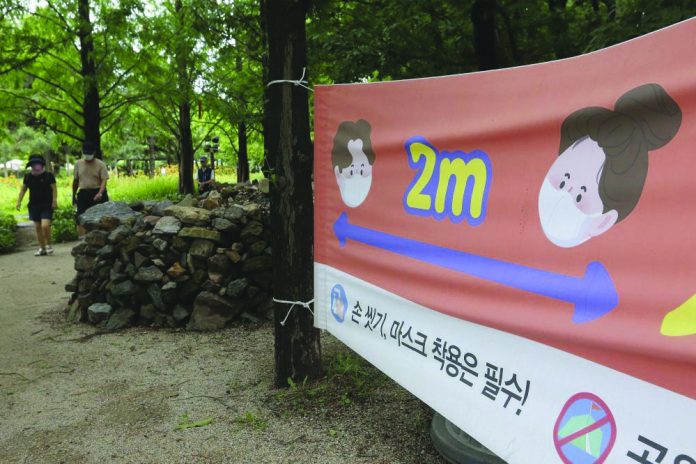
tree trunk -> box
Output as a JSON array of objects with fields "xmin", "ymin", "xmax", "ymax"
[
  {"xmin": 259, "ymin": 0, "xmax": 272, "ymax": 179},
  {"xmin": 237, "ymin": 121, "xmax": 249, "ymax": 183},
  {"xmin": 264, "ymin": 0, "xmax": 322, "ymax": 387},
  {"xmin": 547, "ymin": 0, "xmax": 576, "ymax": 59},
  {"xmin": 237, "ymin": 55, "xmax": 250, "ymax": 183},
  {"xmin": 471, "ymin": 0, "xmax": 500, "ymax": 70},
  {"xmin": 175, "ymin": 0, "xmax": 194, "ymax": 195},
  {"xmin": 178, "ymin": 101, "xmax": 194, "ymax": 194},
  {"xmin": 77, "ymin": 0, "xmax": 101, "ymax": 158}
]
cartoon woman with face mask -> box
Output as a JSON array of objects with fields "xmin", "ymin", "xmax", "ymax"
[
  {"xmin": 538, "ymin": 83, "xmax": 682, "ymax": 248},
  {"xmin": 332, "ymin": 119, "xmax": 376, "ymax": 208}
]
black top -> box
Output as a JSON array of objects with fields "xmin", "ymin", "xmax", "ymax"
[
  {"xmin": 197, "ymin": 167, "xmax": 213, "ymax": 182},
  {"xmin": 23, "ymin": 172, "xmax": 56, "ymax": 207}
]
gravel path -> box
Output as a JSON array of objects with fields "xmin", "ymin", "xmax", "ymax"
[{"xmin": 0, "ymin": 242, "xmax": 446, "ymax": 463}]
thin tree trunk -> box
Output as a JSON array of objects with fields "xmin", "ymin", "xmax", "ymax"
[
  {"xmin": 259, "ymin": 0, "xmax": 272, "ymax": 179},
  {"xmin": 264, "ymin": 0, "xmax": 322, "ymax": 387},
  {"xmin": 178, "ymin": 101, "xmax": 194, "ymax": 194},
  {"xmin": 237, "ymin": 121, "xmax": 249, "ymax": 183},
  {"xmin": 77, "ymin": 0, "xmax": 101, "ymax": 158},
  {"xmin": 237, "ymin": 55, "xmax": 249, "ymax": 183},
  {"xmin": 175, "ymin": 0, "xmax": 194, "ymax": 195},
  {"xmin": 471, "ymin": 0, "xmax": 500, "ymax": 70}
]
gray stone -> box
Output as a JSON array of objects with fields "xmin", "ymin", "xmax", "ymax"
[
  {"xmin": 152, "ymin": 238, "xmax": 168, "ymax": 252},
  {"xmin": 223, "ymin": 205, "xmax": 244, "ymax": 221},
  {"xmin": 124, "ymin": 263, "xmax": 136, "ymax": 277},
  {"xmin": 108, "ymin": 225, "xmax": 132, "ymax": 244},
  {"xmin": 162, "ymin": 281, "xmax": 178, "ymax": 291},
  {"xmin": 87, "ymin": 303, "xmax": 113, "ymax": 324},
  {"xmin": 112, "ymin": 279, "xmax": 137, "ymax": 297},
  {"xmin": 258, "ymin": 178, "xmax": 270, "ymax": 194},
  {"xmin": 171, "ymin": 236, "xmax": 189, "ymax": 251},
  {"xmin": 85, "ymin": 230, "xmax": 109, "ymax": 247},
  {"xmin": 226, "ymin": 278, "xmax": 249, "ymax": 299},
  {"xmin": 164, "ymin": 205, "xmax": 211, "ymax": 226},
  {"xmin": 173, "ymin": 305, "xmax": 191, "ymax": 322},
  {"xmin": 242, "ymin": 255, "xmax": 272, "ymax": 273},
  {"xmin": 133, "ymin": 252, "xmax": 150, "ymax": 268},
  {"xmin": 151, "ymin": 200, "xmax": 174, "ymax": 217},
  {"xmin": 65, "ymin": 277, "xmax": 78, "ymax": 293},
  {"xmin": 153, "ymin": 216, "xmax": 182, "ymax": 235},
  {"xmin": 240, "ymin": 221, "xmax": 263, "ymax": 240},
  {"xmin": 128, "ymin": 200, "xmax": 145, "ymax": 211},
  {"xmin": 139, "ymin": 304, "xmax": 157, "ymax": 324},
  {"xmin": 109, "ymin": 269, "xmax": 128, "ymax": 284},
  {"xmin": 177, "ymin": 194, "xmax": 196, "ymax": 207},
  {"xmin": 212, "ymin": 218, "xmax": 238, "ymax": 233},
  {"xmin": 248, "ymin": 240, "xmax": 267, "ymax": 256},
  {"xmin": 188, "ymin": 239, "xmax": 215, "ymax": 259},
  {"xmin": 207, "ymin": 254, "xmax": 231, "ymax": 275},
  {"xmin": 66, "ymin": 299, "xmax": 85, "ymax": 323},
  {"xmin": 147, "ymin": 284, "xmax": 166, "ymax": 311},
  {"xmin": 71, "ymin": 242, "xmax": 90, "ymax": 257},
  {"xmin": 74, "ymin": 255, "xmax": 96, "ymax": 272},
  {"xmin": 134, "ymin": 265, "xmax": 164, "ymax": 283},
  {"xmin": 96, "ymin": 244, "xmax": 115, "ymax": 258},
  {"xmin": 187, "ymin": 292, "xmax": 243, "ymax": 330},
  {"xmin": 105, "ymin": 307, "xmax": 137, "ymax": 330},
  {"xmin": 178, "ymin": 227, "xmax": 221, "ymax": 242},
  {"xmin": 79, "ymin": 201, "xmax": 141, "ymax": 231}
]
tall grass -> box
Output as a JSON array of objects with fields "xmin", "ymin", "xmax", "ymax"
[
  {"xmin": 0, "ymin": 168, "xmax": 265, "ymax": 220},
  {"xmin": 0, "ymin": 173, "xmax": 180, "ymax": 219}
]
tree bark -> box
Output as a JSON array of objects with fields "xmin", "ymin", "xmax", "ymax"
[
  {"xmin": 175, "ymin": 0, "xmax": 195, "ymax": 195},
  {"xmin": 178, "ymin": 101, "xmax": 194, "ymax": 194},
  {"xmin": 259, "ymin": 0, "xmax": 272, "ymax": 179},
  {"xmin": 237, "ymin": 121, "xmax": 249, "ymax": 183},
  {"xmin": 264, "ymin": 0, "xmax": 322, "ymax": 387},
  {"xmin": 471, "ymin": 0, "xmax": 500, "ymax": 70},
  {"xmin": 77, "ymin": 0, "xmax": 101, "ymax": 158},
  {"xmin": 236, "ymin": 55, "xmax": 249, "ymax": 183}
]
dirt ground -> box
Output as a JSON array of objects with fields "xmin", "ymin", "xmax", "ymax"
[{"xmin": 0, "ymin": 242, "xmax": 447, "ymax": 464}]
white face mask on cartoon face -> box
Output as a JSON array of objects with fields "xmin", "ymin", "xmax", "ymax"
[
  {"xmin": 335, "ymin": 139, "xmax": 372, "ymax": 208},
  {"xmin": 538, "ymin": 178, "xmax": 602, "ymax": 248}
]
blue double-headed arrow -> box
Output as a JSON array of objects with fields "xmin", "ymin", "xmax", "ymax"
[{"xmin": 333, "ymin": 212, "xmax": 618, "ymax": 323}]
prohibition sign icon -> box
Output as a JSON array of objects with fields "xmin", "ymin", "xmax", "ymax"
[{"xmin": 553, "ymin": 392, "xmax": 617, "ymax": 464}]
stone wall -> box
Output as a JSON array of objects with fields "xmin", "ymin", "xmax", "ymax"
[{"xmin": 65, "ymin": 182, "xmax": 272, "ymax": 331}]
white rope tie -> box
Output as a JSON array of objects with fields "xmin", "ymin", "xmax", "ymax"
[
  {"xmin": 273, "ymin": 297, "xmax": 315, "ymax": 326},
  {"xmin": 266, "ymin": 67, "xmax": 313, "ymax": 92}
]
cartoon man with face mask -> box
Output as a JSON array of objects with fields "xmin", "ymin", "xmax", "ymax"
[
  {"xmin": 332, "ymin": 119, "xmax": 376, "ymax": 208},
  {"xmin": 539, "ymin": 84, "xmax": 681, "ymax": 248}
]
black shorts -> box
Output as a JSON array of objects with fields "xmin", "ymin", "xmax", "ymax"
[
  {"xmin": 76, "ymin": 188, "xmax": 109, "ymax": 216},
  {"xmin": 28, "ymin": 204, "xmax": 53, "ymax": 222}
]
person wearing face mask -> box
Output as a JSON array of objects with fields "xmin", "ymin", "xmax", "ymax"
[
  {"xmin": 331, "ymin": 119, "xmax": 376, "ymax": 208},
  {"xmin": 16, "ymin": 155, "xmax": 57, "ymax": 256},
  {"xmin": 538, "ymin": 83, "xmax": 682, "ymax": 248},
  {"xmin": 73, "ymin": 141, "xmax": 109, "ymax": 237}
]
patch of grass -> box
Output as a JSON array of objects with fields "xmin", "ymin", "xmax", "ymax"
[
  {"xmin": 51, "ymin": 207, "xmax": 78, "ymax": 243},
  {"xmin": 174, "ymin": 413, "xmax": 213, "ymax": 431},
  {"xmin": 234, "ymin": 411, "xmax": 268, "ymax": 431},
  {"xmin": 0, "ymin": 212, "xmax": 17, "ymax": 253},
  {"xmin": 0, "ymin": 173, "xmax": 180, "ymax": 219},
  {"xmin": 272, "ymin": 351, "xmax": 389, "ymax": 416}
]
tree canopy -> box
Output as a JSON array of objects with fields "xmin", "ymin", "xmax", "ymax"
[{"xmin": 0, "ymin": 0, "xmax": 693, "ymax": 191}]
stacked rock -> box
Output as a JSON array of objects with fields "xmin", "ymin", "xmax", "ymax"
[{"xmin": 65, "ymin": 181, "xmax": 272, "ymax": 331}]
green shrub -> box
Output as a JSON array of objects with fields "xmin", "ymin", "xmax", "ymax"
[
  {"xmin": 52, "ymin": 207, "xmax": 78, "ymax": 243},
  {"xmin": 0, "ymin": 213, "xmax": 17, "ymax": 253}
]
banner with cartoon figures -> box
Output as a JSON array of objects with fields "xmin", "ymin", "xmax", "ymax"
[{"xmin": 313, "ymin": 19, "xmax": 696, "ymax": 464}]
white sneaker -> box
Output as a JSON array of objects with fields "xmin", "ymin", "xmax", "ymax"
[
  {"xmin": 34, "ymin": 248, "xmax": 47, "ymax": 256},
  {"xmin": 46, "ymin": 246, "xmax": 54, "ymax": 255}
]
